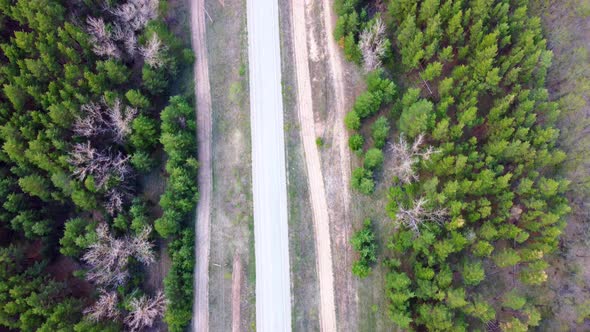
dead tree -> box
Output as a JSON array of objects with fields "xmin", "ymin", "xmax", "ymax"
[
  {"xmin": 111, "ymin": 0, "xmax": 158, "ymax": 32},
  {"xmin": 74, "ymin": 102, "xmax": 108, "ymax": 137},
  {"xmin": 124, "ymin": 291, "xmax": 166, "ymax": 331},
  {"xmin": 106, "ymin": 98, "xmax": 137, "ymax": 144},
  {"xmin": 86, "ymin": 16, "xmax": 109, "ymax": 42},
  {"xmin": 359, "ymin": 17, "xmax": 387, "ymax": 72},
  {"xmin": 83, "ymin": 224, "xmax": 132, "ymax": 286},
  {"xmin": 75, "ymin": 98, "xmax": 137, "ymax": 143},
  {"xmin": 111, "ymin": 22, "xmax": 137, "ymax": 56},
  {"xmin": 395, "ymin": 197, "xmax": 448, "ymax": 235},
  {"xmin": 388, "ymin": 134, "xmax": 437, "ymax": 184},
  {"xmin": 127, "ymin": 226, "xmax": 155, "ymax": 265},
  {"xmin": 84, "ymin": 289, "xmax": 120, "ymax": 322},
  {"xmin": 87, "ymin": 16, "xmax": 121, "ymax": 59},
  {"xmin": 139, "ymin": 34, "xmax": 166, "ymax": 68},
  {"xmin": 69, "ymin": 143, "xmax": 132, "ymax": 190},
  {"xmin": 82, "ymin": 224, "xmax": 155, "ymax": 287}
]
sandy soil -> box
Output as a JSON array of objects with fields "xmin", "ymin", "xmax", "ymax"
[
  {"xmin": 290, "ymin": 0, "xmax": 337, "ymax": 330},
  {"xmin": 231, "ymin": 255, "xmax": 243, "ymax": 332},
  {"xmin": 317, "ymin": 0, "xmax": 360, "ymax": 329},
  {"xmin": 189, "ymin": 0, "xmax": 213, "ymax": 329}
]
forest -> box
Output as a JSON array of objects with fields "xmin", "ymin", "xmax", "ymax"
[
  {"xmin": 338, "ymin": 0, "xmax": 574, "ymax": 330},
  {"xmin": 0, "ymin": 0, "xmax": 197, "ymax": 331}
]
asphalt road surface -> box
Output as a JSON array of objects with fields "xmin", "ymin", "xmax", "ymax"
[{"xmin": 246, "ymin": 0, "xmax": 292, "ymax": 329}]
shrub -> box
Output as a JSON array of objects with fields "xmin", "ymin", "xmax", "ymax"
[
  {"xmin": 348, "ymin": 133, "xmax": 364, "ymax": 151},
  {"xmin": 364, "ymin": 148, "xmax": 384, "ymax": 170}
]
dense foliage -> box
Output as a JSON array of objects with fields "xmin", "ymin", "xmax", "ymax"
[
  {"xmin": 351, "ymin": 218, "xmax": 378, "ymax": 278},
  {"xmin": 156, "ymin": 96, "xmax": 199, "ymax": 331},
  {"xmin": 338, "ymin": 0, "xmax": 571, "ymax": 329},
  {"xmin": 0, "ymin": 0, "xmax": 196, "ymax": 330}
]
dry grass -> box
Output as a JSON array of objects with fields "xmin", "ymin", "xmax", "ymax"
[
  {"xmin": 204, "ymin": 0, "xmax": 255, "ymax": 330},
  {"xmin": 278, "ymin": 0, "xmax": 321, "ymax": 329}
]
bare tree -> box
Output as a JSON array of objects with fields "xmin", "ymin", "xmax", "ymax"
[
  {"xmin": 124, "ymin": 291, "xmax": 166, "ymax": 331},
  {"xmin": 84, "ymin": 289, "xmax": 120, "ymax": 322},
  {"xmin": 75, "ymin": 98, "xmax": 137, "ymax": 143},
  {"xmin": 69, "ymin": 143, "xmax": 132, "ymax": 190},
  {"xmin": 87, "ymin": 16, "xmax": 109, "ymax": 42},
  {"xmin": 82, "ymin": 224, "xmax": 156, "ymax": 287},
  {"xmin": 74, "ymin": 102, "xmax": 108, "ymax": 138},
  {"xmin": 127, "ymin": 226, "xmax": 155, "ymax": 265},
  {"xmin": 106, "ymin": 98, "xmax": 138, "ymax": 144},
  {"xmin": 139, "ymin": 34, "xmax": 166, "ymax": 68},
  {"xmin": 387, "ymin": 134, "xmax": 437, "ymax": 184},
  {"xmin": 87, "ymin": 16, "xmax": 121, "ymax": 59},
  {"xmin": 111, "ymin": 0, "xmax": 159, "ymax": 32},
  {"xmin": 395, "ymin": 197, "xmax": 448, "ymax": 235},
  {"xmin": 110, "ymin": 22, "xmax": 138, "ymax": 55},
  {"xmin": 359, "ymin": 17, "xmax": 387, "ymax": 72},
  {"xmin": 83, "ymin": 223, "xmax": 132, "ymax": 286}
]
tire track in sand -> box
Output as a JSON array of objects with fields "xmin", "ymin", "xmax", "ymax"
[
  {"xmin": 190, "ymin": 0, "xmax": 212, "ymax": 329},
  {"xmin": 290, "ymin": 0, "xmax": 337, "ymax": 330}
]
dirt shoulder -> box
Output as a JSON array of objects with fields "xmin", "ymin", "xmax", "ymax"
[
  {"xmin": 204, "ymin": 0, "xmax": 255, "ymax": 330},
  {"xmin": 289, "ymin": 0, "xmax": 337, "ymax": 330},
  {"xmin": 190, "ymin": 0, "xmax": 213, "ymax": 329},
  {"xmin": 280, "ymin": 0, "xmax": 364, "ymax": 329}
]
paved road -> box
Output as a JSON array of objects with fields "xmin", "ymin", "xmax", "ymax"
[
  {"xmin": 246, "ymin": 0, "xmax": 292, "ymax": 329},
  {"xmin": 190, "ymin": 0, "xmax": 212, "ymax": 329}
]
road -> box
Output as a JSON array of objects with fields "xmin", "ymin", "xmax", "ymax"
[
  {"xmin": 290, "ymin": 0, "xmax": 337, "ymax": 330},
  {"xmin": 190, "ymin": 0, "xmax": 212, "ymax": 329},
  {"xmin": 246, "ymin": 0, "xmax": 292, "ymax": 328}
]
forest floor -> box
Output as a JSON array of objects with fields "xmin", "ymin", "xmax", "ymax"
[
  {"xmin": 204, "ymin": 0, "xmax": 255, "ymax": 330},
  {"xmin": 189, "ymin": 0, "xmax": 213, "ymax": 329},
  {"xmin": 530, "ymin": 1, "xmax": 590, "ymax": 330}
]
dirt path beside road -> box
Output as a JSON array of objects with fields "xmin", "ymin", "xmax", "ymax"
[
  {"xmin": 290, "ymin": 0, "xmax": 337, "ymax": 330},
  {"xmin": 190, "ymin": 0, "xmax": 212, "ymax": 330},
  {"xmin": 319, "ymin": 0, "xmax": 358, "ymax": 329}
]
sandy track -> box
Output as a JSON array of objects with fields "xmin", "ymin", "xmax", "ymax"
[
  {"xmin": 290, "ymin": 0, "xmax": 337, "ymax": 330},
  {"xmin": 321, "ymin": 0, "xmax": 350, "ymax": 216},
  {"xmin": 320, "ymin": 0, "xmax": 357, "ymax": 329},
  {"xmin": 246, "ymin": 0, "xmax": 292, "ymax": 328},
  {"xmin": 231, "ymin": 255, "xmax": 243, "ymax": 332},
  {"xmin": 190, "ymin": 0, "xmax": 212, "ymax": 330}
]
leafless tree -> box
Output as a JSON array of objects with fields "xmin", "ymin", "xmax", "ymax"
[
  {"xmin": 127, "ymin": 226, "xmax": 155, "ymax": 265},
  {"xmin": 359, "ymin": 17, "xmax": 387, "ymax": 72},
  {"xmin": 105, "ymin": 187, "xmax": 130, "ymax": 216},
  {"xmin": 111, "ymin": 0, "xmax": 159, "ymax": 32},
  {"xmin": 387, "ymin": 134, "xmax": 437, "ymax": 184},
  {"xmin": 111, "ymin": 22, "xmax": 137, "ymax": 56},
  {"xmin": 106, "ymin": 98, "xmax": 138, "ymax": 144},
  {"xmin": 69, "ymin": 143, "xmax": 132, "ymax": 190},
  {"xmin": 139, "ymin": 34, "xmax": 166, "ymax": 68},
  {"xmin": 124, "ymin": 291, "xmax": 166, "ymax": 331},
  {"xmin": 83, "ymin": 224, "xmax": 131, "ymax": 286},
  {"xmin": 74, "ymin": 102, "xmax": 108, "ymax": 138},
  {"xmin": 82, "ymin": 224, "xmax": 156, "ymax": 287},
  {"xmin": 74, "ymin": 98, "xmax": 137, "ymax": 143},
  {"xmin": 87, "ymin": 16, "xmax": 109, "ymax": 42},
  {"xmin": 87, "ymin": 16, "xmax": 121, "ymax": 59},
  {"xmin": 395, "ymin": 197, "xmax": 448, "ymax": 235},
  {"xmin": 84, "ymin": 289, "xmax": 120, "ymax": 322}
]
